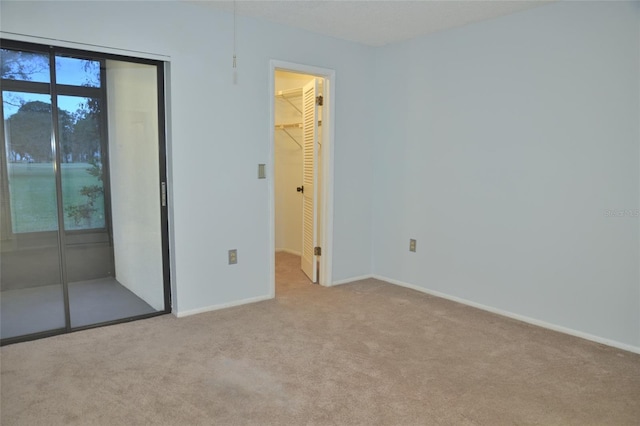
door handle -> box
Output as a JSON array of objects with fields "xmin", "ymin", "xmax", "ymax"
[{"xmin": 296, "ymin": 186, "xmax": 304, "ymax": 193}]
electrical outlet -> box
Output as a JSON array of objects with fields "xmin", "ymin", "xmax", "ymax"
[
  {"xmin": 409, "ymin": 239, "xmax": 417, "ymax": 252},
  {"xmin": 228, "ymin": 249, "xmax": 237, "ymax": 265}
]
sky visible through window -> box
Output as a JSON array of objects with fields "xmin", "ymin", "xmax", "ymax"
[{"xmin": 2, "ymin": 52, "xmax": 100, "ymax": 119}]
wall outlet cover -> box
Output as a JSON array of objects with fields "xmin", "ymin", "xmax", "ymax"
[{"xmin": 228, "ymin": 249, "xmax": 238, "ymax": 264}]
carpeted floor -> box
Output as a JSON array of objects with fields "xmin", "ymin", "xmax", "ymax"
[{"xmin": 1, "ymin": 252, "xmax": 639, "ymax": 425}]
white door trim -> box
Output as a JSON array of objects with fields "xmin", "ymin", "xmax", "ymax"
[{"xmin": 268, "ymin": 59, "xmax": 336, "ymax": 296}]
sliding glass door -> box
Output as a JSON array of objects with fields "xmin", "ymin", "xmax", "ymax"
[
  {"xmin": 0, "ymin": 41, "xmax": 170, "ymax": 344},
  {"xmin": 1, "ymin": 85, "xmax": 67, "ymax": 338}
]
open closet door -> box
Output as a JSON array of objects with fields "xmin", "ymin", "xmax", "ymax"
[{"xmin": 301, "ymin": 78, "xmax": 318, "ymax": 282}]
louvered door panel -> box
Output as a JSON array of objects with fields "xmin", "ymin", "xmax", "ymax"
[{"xmin": 301, "ymin": 78, "xmax": 318, "ymax": 282}]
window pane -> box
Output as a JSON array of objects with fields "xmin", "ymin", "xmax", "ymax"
[
  {"xmin": 0, "ymin": 49, "xmax": 50, "ymax": 83},
  {"xmin": 55, "ymin": 56, "xmax": 100, "ymax": 88},
  {"xmin": 3, "ymin": 91, "xmax": 58, "ymax": 233},
  {"xmin": 58, "ymin": 95, "xmax": 105, "ymax": 231}
]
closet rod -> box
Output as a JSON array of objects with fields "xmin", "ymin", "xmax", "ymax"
[
  {"xmin": 275, "ymin": 88, "xmax": 303, "ymax": 98},
  {"xmin": 275, "ymin": 123, "xmax": 302, "ymax": 130},
  {"xmin": 274, "ymin": 121, "xmax": 321, "ymax": 130}
]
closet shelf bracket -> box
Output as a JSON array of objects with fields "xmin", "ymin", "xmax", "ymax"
[
  {"xmin": 276, "ymin": 89, "xmax": 303, "ymax": 115},
  {"xmin": 275, "ymin": 124, "xmax": 302, "ymax": 149}
]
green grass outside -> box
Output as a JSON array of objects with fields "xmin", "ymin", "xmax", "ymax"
[{"xmin": 8, "ymin": 162, "xmax": 105, "ymax": 233}]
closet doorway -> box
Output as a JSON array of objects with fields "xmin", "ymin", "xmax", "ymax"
[{"xmin": 270, "ymin": 62, "xmax": 335, "ymax": 294}]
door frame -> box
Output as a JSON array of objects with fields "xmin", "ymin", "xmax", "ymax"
[{"xmin": 268, "ymin": 60, "xmax": 335, "ymax": 295}]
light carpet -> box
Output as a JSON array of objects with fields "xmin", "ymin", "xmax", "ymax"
[{"xmin": 1, "ymin": 252, "xmax": 639, "ymax": 425}]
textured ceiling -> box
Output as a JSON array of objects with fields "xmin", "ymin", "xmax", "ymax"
[{"xmin": 192, "ymin": 0, "xmax": 554, "ymax": 47}]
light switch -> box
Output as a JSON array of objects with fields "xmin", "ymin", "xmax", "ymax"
[{"xmin": 258, "ymin": 164, "xmax": 266, "ymax": 179}]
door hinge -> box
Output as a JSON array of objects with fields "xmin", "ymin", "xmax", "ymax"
[
  {"xmin": 316, "ymin": 95, "xmax": 323, "ymax": 106},
  {"xmin": 161, "ymin": 182, "xmax": 167, "ymax": 207},
  {"xmin": 314, "ymin": 246, "xmax": 321, "ymax": 256}
]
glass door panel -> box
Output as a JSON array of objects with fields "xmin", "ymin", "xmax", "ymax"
[
  {"xmin": 67, "ymin": 59, "xmax": 166, "ymax": 328},
  {"xmin": 58, "ymin": 96, "xmax": 107, "ymax": 231},
  {"xmin": 0, "ymin": 91, "xmax": 66, "ymax": 339},
  {"xmin": 93, "ymin": 59, "xmax": 165, "ymax": 318},
  {"xmin": 55, "ymin": 93, "xmax": 116, "ymax": 328}
]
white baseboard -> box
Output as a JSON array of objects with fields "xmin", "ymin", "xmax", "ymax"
[
  {"xmin": 330, "ymin": 274, "xmax": 374, "ymax": 287},
  {"xmin": 374, "ymin": 275, "xmax": 640, "ymax": 355},
  {"xmin": 275, "ymin": 248, "xmax": 302, "ymax": 256},
  {"xmin": 175, "ymin": 294, "xmax": 273, "ymax": 318}
]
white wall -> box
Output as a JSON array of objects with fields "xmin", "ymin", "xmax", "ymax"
[
  {"xmin": 0, "ymin": 0, "xmax": 375, "ymax": 315},
  {"xmin": 373, "ymin": 1, "xmax": 640, "ymax": 349},
  {"xmin": 107, "ymin": 60, "xmax": 164, "ymax": 311}
]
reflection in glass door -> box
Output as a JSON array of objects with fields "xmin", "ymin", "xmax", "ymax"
[
  {"xmin": 0, "ymin": 41, "xmax": 170, "ymax": 344},
  {"xmin": 1, "ymin": 88, "xmax": 67, "ymax": 339}
]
